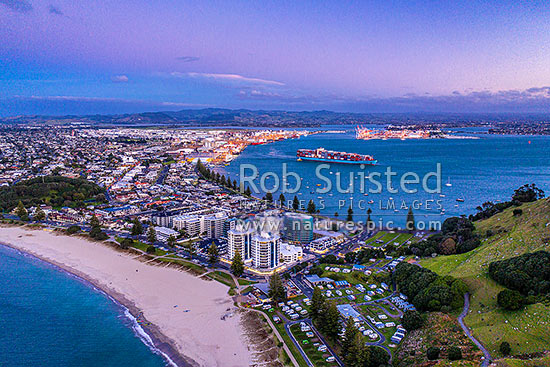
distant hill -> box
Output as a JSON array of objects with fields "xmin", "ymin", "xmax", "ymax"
[
  {"xmin": 0, "ymin": 108, "xmax": 370, "ymax": 127},
  {"xmin": 420, "ymin": 198, "xmax": 550, "ymax": 358},
  {"xmin": 2, "ymin": 109, "xmax": 537, "ymax": 127}
]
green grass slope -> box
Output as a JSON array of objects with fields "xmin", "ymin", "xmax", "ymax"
[{"xmin": 420, "ymin": 199, "xmax": 550, "ymax": 358}]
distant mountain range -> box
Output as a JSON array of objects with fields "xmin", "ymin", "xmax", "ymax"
[
  {"xmin": 0, "ymin": 108, "xmax": 367, "ymax": 127},
  {"xmin": 2, "ymin": 108, "xmax": 550, "ymax": 127}
]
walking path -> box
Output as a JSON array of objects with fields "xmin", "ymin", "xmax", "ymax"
[
  {"xmin": 458, "ymin": 293, "xmax": 492, "ymax": 367},
  {"xmin": 246, "ymin": 308, "xmax": 300, "ymax": 367}
]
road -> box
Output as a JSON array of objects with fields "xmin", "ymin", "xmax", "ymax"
[
  {"xmin": 458, "ymin": 293, "xmax": 492, "ymax": 367},
  {"xmin": 284, "ymin": 321, "xmax": 314, "ymax": 367}
]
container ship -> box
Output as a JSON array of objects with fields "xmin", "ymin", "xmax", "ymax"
[{"xmin": 297, "ymin": 148, "xmax": 377, "ymax": 165}]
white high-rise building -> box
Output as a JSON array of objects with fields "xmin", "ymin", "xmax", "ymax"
[
  {"xmin": 227, "ymin": 225, "xmax": 254, "ymax": 261},
  {"xmin": 172, "ymin": 215, "xmax": 201, "ymax": 237},
  {"xmin": 251, "ymin": 232, "xmax": 281, "ymax": 270},
  {"xmin": 202, "ymin": 212, "xmax": 227, "ymax": 239}
]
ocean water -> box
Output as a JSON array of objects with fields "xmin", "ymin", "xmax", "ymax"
[
  {"xmin": 0, "ymin": 245, "xmax": 168, "ymax": 367},
  {"xmin": 224, "ymin": 126, "xmax": 550, "ymax": 229}
]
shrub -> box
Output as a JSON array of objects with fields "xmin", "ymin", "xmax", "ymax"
[
  {"xmin": 89, "ymin": 226, "xmax": 108, "ymax": 240},
  {"xmin": 497, "ymin": 289, "xmax": 524, "ymax": 310},
  {"xmin": 427, "ymin": 346, "xmax": 440, "ymax": 360},
  {"xmin": 120, "ymin": 238, "xmax": 133, "ymax": 249},
  {"xmin": 512, "ymin": 209, "xmax": 523, "ymax": 216},
  {"xmin": 401, "ymin": 310, "xmax": 424, "ymax": 331},
  {"xmin": 499, "ymin": 341, "xmax": 511, "ymax": 356},
  {"xmin": 146, "ymin": 245, "xmax": 156, "ymax": 254},
  {"xmin": 66, "ymin": 225, "xmax": 81, "ymax": 235},
  {"xmin": 447, "ymin": 346, "xmax": 462, "ymax": 360},
  {"xmin": 95, "ymin": 231, "xmax": 108, "ymax": 241}
]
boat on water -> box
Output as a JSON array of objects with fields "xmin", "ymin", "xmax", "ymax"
[
  {"xmin": 297, "ymin": 148, "xmax": 377, "ymax": 165},
  {"xmin": 445, "ymin": 178, "xmax": 452, "ymax": 187},
  {"xmin": 456, "ymin": 198, "xmax": 465, "ymax": 202}
]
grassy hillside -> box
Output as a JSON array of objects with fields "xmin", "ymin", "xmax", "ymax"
[
  {"xmin": 395, "ymin": 313, "xmax": 482, "ymax": 367},
  {"xmin": 420, "ymin": 199, "xmax": 550, "ymax": 358}
]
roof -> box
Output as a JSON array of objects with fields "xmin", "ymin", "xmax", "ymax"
[
  {"xmin": 305, "ymin": 275, "xmax": 334, "ymax": 284},
  {"xmin": 336, "ymin": 304, "xmax": 361, "ymax": 320},
  {"xmin": 253, "ymin": 282, "xmax": 270, "ymax": 295},
  {"xmin": 334, "ymin": 280, "xmax": 350, "ymax": 286}
]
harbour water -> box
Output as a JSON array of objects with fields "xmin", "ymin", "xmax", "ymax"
[
  {"xmin": 224, "ymin": 126, "xmax": 550, "ymax": 229},
  {"xmin": 0, "ymin": 244, "xmax": 168, "ymax": 367}
]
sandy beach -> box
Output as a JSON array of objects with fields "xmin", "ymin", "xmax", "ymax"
[{"xmin": 0, "ymin": 226, "xmax": 253, "ymax": 367}]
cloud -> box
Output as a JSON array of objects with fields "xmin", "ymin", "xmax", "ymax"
[
  {"xmin": 19, "ymin": 95, "xmax": 205, "ymax": 107},
  {"xmin": 0, "ymin": 0, "xmax": 32, "ymax": 12},
  {"xmin": 0, "ymin": 95, "xmax": 209, "ymax": 116},
  {"xmin": 111, "ymin": 75, "xmax": 129, "ymax": 83},
  {"xmin": 170, "ymin": 71, "xmax": 285, "ymax": 86},
  {"xmin": 236, "ymin": 86, "xmax": 550, "ymax": 112},
  {"xmin": 176, "ymin": 56, "xmax": 200, "ymax": 62},
  {"xmin": 48, "ymin": 4, "xmax": 63, "ymax": 15}
]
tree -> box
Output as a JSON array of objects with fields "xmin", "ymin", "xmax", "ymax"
[
  {"xmin": 268, "ymin": 273, "xmax": 286, "ymax": 303},
  {"xmin": 497, "ymin": 289, "xmax": 524, "ymax": 310},
  {"xmin": 90, "ymin": 214, "xmax": 100, "ymax": 229},
  {"xmin": 183, "ymin": 241, "xmax": 195, "ymax": 255},
  {"xmin": 344, "ymin": 251, "xmax": 356, "ymax": 264},
  {"xmin": 512, "ymin": 208, "xmax": 523, "ymax": 216},
  {"xmin": 369, "ymin": 346, "xmax": 390, "ymax": 366},
  {"xmin": 131, "ymin": 219, "xmax": 143, "ymax": 235},
  {"xmin": 447, "ymin": 346, "xmax": 462, "ymax": 360},
  {"xmin": 366, "ymin": 208, "xmax": 372, "ymax": 228},
  {"xmin": 341, "ymin": 317, "xmax": 358, "ymax": 365},
  {"xmin": 346, "ymin": 206, "xmax": 353, "ymax": 222},
  {"xmin": 307, "ymin": 200, "xmax": 316, "ymax": 214},
  {"xmin": 178, "ymin": 229, "xmax": 188, "ymax": 239},
  {"xmin": 347, "ymin": 332, "xmax": 371, "ymax": 367},
  {"xmin": 321, "ymin": 302, "xmax": 341, "ymax": 340},
  {"xmin": 146, "ymin": 245, "xmax": 156, "ymax": 254},
  {"xmin": 512, "ymin": 183, "xmax": 544, "ymax": 203},
  {"xmin": 406, "ymin": 206, "xmax": 416, "ymax": 231},
  {"xmin": 244, "ymin": 186, "xmax": 252, "ymax": 197},
  {"xmin": 89, "ymin": 214, "xmax": 107, "ymax": 240},
  {"xmin": 147, "ymin": 226, "xmax": 157, "ymax": 244},
  {"xmin": 438, "ymin": 237, "xmax": 457, "ymax": 255},
  {"xmin": 34, "ymin": 207, "xmax": 46, "ymax": 221},
  {"xmin": 120, "ymin": 237, "xmax": 133, "ymax": 249},
  {"xmin": 499, "ymin": 341, "xmax": 511, "ymax": 356},
  {"xmin": 207, "ymin": 243, "xmax": 219, "ymax": 265},
  {"xmin": 279, "ymin": 193, "xmax": 286, "ymax": 207},
  {"xmin": 427, "ymin": 346, "xmax": 440, "ymax": 360},
  {"xmin": 66, "ymin": 225, "xmax": 81, "ymax": 235},
  {"xmin": 230, "ymin": 250, "xmax": 244, "ymax": 277},
  {"xmin": 167, "ymin": 235, "xmax": 177, "ymax": 248},
  {"xmin": 89, "ymin": 226, "xmax": 108, "ymax": 240},
  {"xmin": 15, "ymin": 201, "xmax": 28, "ymax": 221},
  {"xmin": 310, "ymin": 287, "xmax": 324, "ymax": 321},
  {"xmin": 292, "ymin": 195, "xmax": 300, "ymax": 210},
  {"xmin": 401, "ymin": 310, "xmax": 424, "ymax": 331}
]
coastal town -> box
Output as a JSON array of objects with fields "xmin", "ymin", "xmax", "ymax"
[
  {"xmin": 4, "ymin": 1, "xmax": 550, "ymax": 366},
  {"xmin": 0, "ymin": 124, "xmax": 468, "ymax": 367}
]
